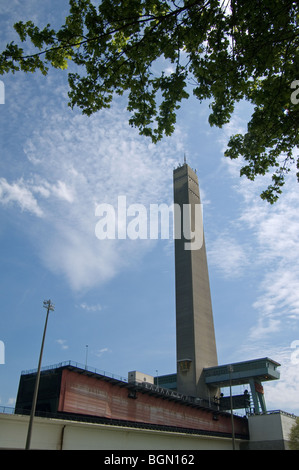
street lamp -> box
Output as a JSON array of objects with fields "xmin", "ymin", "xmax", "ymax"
[
  {"xmin": 25, "ymin": 299, "xmax": 54, "ymax": 450},
  {"xmin": 85, "ymin": 345, "xmax": 88, "ymax": 369},
  {"xmin": 228, "ymin": 364, "xmax": 236, "ymax": 450}
]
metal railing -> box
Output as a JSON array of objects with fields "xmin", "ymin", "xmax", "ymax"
[
  {"xmin": 248, "ymin": 409, "xmax": 298, "ymax": 419},
  {"xmin": 0, "ymin": 406, "xmax": 15, "ymax": 415},
  {"xmin": 21, "ymin": 360, "xmax": 128, "ymax": 383}
]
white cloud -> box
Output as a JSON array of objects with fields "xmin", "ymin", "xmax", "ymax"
[
  {"xmin": 0, "ymin": 177, "xmax": 43, "ymax": 217},
  {"xmin": 249, "ymin": 318, "xmax": 282, "ymax": 340},
  {"xmin": 79, "ymin": 303, "xmax": 103, "ymax": 312},
  {"xmin": 236, "ymin": 342, "xmax": 299, "ymax": 414},
  {"xmin": 49, "ymin": 180, "xmax": 75, "ymax": 203},
  {"xmin": 95, "ymin": 348, "xmax": 110, "ymax": 358},
  {"xmin": 39, "ymin": 222, "xmax": 123, "ymax": 291},
  {"xmin": 253, "ymin": 268, "xmax": 299, "ymax": 320},
  {"xmin": 2, "ymin": 96, "xmax": 183, "ymax": 291},
  {"xmin": 56, "ymin": 339, "xmax": 68, "ymax": 350},
  {"xmin": 0, "ymin": 1, "xmax": 186, "ymax": 292},
  {"xmin": 0, "ymin": 176, "xmax": 75, "ymax": 216},
  {"xmin": 238, "ymin": 179, "xmax": 299, "ymax": 340},
  {"xmin": 262, "ymin": 347, "xmax": 299, "ymax": 414},
  {"xmin": 208, "ymin": 234, "xmax": 249, "ymax": 278},
  {"xmin": 217, "ymin": 116, "xmax": 299, "ymax": 341},
  {"xmin": 6, "ymin": 397, "xmax": 16, "ymax": 407}
]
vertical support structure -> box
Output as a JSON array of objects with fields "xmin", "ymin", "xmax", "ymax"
[
  {"xmin": 173, "ymin": 164, "xmax": 218, "ymax": 399},
  {"xmin": 249, "ymin": 378, "xmax": 267, "ymax": 414}
]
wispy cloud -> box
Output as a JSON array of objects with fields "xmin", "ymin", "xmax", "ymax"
[
  {"xmin": 238, "ymin": 177, "xmax": 299, "ymax": 339},
  {"xmin": 79, "ymin": 303, "xmax": 103, "ymax": 313},
  {"xmin": 1, "ymin": 76, "xmax": 184, "ymax": 291},
  {"xmin": 0, "ymin": 177, "xmax": 43, "ymax": 217},
  {"xmin": 95, "ymin": 347, "xmax": 110, "ymax": 358},
  {"xmin": 217, "ymin": 110, "xmax": 299, "ymax": 341},
  {"xmin": 0, "ymin": 2, "xmax": 186, "ymax": 292},
  {"xmin": 208, "ymin": 234, "xmax": 249, "ymax": 278},
  {"xmin": 56, "ymin": 339, "xmax": 68, "ymax": 350},
  {"xmin": 236, "ymin": 341, "xmax": 299, "ymax": 414}
]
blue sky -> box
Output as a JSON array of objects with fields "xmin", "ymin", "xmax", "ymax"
[{"xmin": 0, "ymin": 1, "xmax": 298, "ymax": 416}]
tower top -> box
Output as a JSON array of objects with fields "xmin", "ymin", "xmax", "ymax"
[
  {"xmin": 174, "ymin": 156, "xmax": 197, "ymax": 174},
  {"xmin": 174, "ymin": 162, "xmax": 197, "ymax": 179}
]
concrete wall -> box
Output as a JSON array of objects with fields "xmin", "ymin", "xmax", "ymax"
[
  {"xmin": 241, "ymin": 412, "xmax": 297, "ymax": 450},
  {"xmin": 0, "ymin": 413, "xmax": 242, "ymax": 450}
]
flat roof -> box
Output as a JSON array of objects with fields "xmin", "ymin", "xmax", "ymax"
[
  {"xmin": 203, "ymin": 357, "xmax": 280, "ymax": 387},
  {"xmin": 20, "ymin": 361, "xmax": 230, "ymax": 415}
]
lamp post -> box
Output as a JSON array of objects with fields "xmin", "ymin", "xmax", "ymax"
[
  {"xmin": 228, "ymin": 364, "xmax": 236, "ymax": 450},
  {"xmin": 25, "ymin": 299, "xmax": 54, "ymax": 450},
  {"xmin": 85, "ymin": 345, "xmax": 88, "ymax": 369}
]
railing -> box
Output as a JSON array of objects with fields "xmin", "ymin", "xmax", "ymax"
[
  {"xmin": 132, "ymin": 380, "xmax": 222, "ymax": 411},
  {"xmin": 248, "ymin": 409, "xmax": 298, "ymax": 419},
  {"xmin": 204, "ymin": 358, "xmax": 277, "ymax": 377},
  {"xmin": 0, "ymin": 406, "xmax": 15, "ymax": 415},
  {"xmin": 20, "ymin": 361, "xmax": 218, "ymax": 409},
  {"xmin": 21, "ymin": 360, "xmax": 128, "ymax": 383}
]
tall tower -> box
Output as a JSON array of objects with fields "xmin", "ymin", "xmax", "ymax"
[{"xmin": 173, "ymin": 163, "xmax": 218, "ymax": 400}]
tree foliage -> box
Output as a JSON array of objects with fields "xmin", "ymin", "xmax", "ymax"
[
  {"xmin": 1, "ymin": 0, "xmax": 298, "ymax": 202},
  {"xmin": 289, "ymin": 417, "xmax": 299, "ymax": 450}
]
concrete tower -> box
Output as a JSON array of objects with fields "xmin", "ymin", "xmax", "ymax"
[{"xmin": 173, "ymin": 163, "xmax": 218, "ymax": 400}]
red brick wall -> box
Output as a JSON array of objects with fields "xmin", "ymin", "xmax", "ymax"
[{"xmin": 58, "ymin": 369, "xmax": 248, "ymax": 437}]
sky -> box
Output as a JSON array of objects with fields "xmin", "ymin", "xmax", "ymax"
[{"xmin": 0, "ymin": 0, "xmax": 298, "ymax": 416}]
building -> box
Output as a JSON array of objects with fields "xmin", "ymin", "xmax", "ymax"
[
  {"xmin": 13, "ymin": 361, "xmax": 249, "ymax": 450},
  {"xmin": 173, "ymin": 163, "xmax": 218, "ymax": 400},
  {"xmin": 10, "ymin": 361, "xmax": 296, "ymax": 450}
]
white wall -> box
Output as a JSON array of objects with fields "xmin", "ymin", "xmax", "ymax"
[
  {"xmin": 0, "ymin": 413, "xmax": 239, "ymax": 450},
  {"xmin": 247, "ymin": 412, "xmax": 297, "ymax": 449}
]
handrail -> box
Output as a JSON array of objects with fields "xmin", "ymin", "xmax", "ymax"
[{"xmin": 21, "ymin": 360, "xmax": 128, "ymax": 383}]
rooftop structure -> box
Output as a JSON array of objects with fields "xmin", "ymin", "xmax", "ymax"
[
  {"xmin": 204, "ymin": 357, "xmax": 281, "ymax": 414},
  {"xmin": 15, "ymin": 361, "xmax": 249, "ymax": 441}
]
